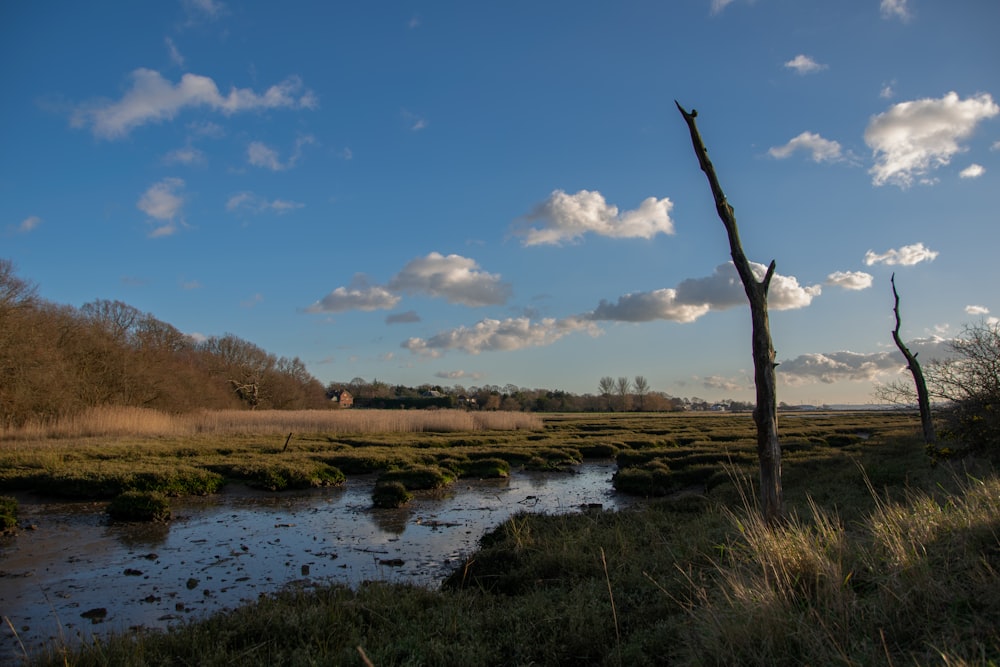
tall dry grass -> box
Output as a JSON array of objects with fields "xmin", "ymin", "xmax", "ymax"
[{"xmin": 0, "ymin": 406, "xmax": 543, "ymax": 441}]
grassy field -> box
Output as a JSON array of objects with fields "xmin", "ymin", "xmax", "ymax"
[{"xmin": 4, "ymin": 408, "xmax": 999, "ymax": 665}]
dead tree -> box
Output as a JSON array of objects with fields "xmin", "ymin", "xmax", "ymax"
[
  {"xmin": 890, "ymin": 273, "xmax": 936, "ymax": 444},
  {"xmin": 676, "ymin": 102, "xmax": 783, "ymax": 522}
]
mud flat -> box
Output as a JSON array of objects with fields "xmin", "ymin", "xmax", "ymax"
[{"xmin": 1, "ymin": 462, "xmax": 629, "ymax": 659}]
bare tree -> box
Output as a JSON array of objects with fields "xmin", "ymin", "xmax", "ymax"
[
  {"xmin": 676, "ymin": 102, "xmax": 783, "ymax": 522},
  {"xmin": 616, "ymin": 376, "xmax": 633, "ymax": 411},
  {"xmin": 598, "ymin": 376, "xmax": 616, "ymax": 411},
  {"xmin": 633, "ymin": 375, "xmax": 650, "ymax": 411},
  {"xmin": 890, "ymin": 274, "xmax": 936, "ymax": 444}
]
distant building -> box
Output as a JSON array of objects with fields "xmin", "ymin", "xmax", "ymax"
[{"xmin": 328, "ymin": 389, "xmax": 353, "ymax": 408}]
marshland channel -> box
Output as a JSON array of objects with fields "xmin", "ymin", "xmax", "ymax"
[{"xmin": 0, "ymin": 411, "xmax": 917, "ymax": 658}]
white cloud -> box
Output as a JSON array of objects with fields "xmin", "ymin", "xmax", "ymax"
[
  {"xmin": 137, "ymin": 177, "xmax": 185, "ymax": 237},
  {"xmin": 182, "ymin": 0, "xmax": 225, "ymax": 21},
  {"xmin": 701, "ymin": 375, "xmax": 749, "ymax": 392},
  {"xmin": 826, "ymin": 271, "xmax": 874, "ymax": 290},
  {"xmin": 163, "ymin": 145, "xmax": 205, "ymax": 165},
  {"xmin": 226, "ymin": 191, "xmax": 304, "ymax": 214},
  {"xmin": 15, "ymin": 215, "xmax": 42, "ymax": 233},
  {"xmin": 403, "ymin": 316, "xmax": 600, "ymax": 357},
  {"xmin": 966, "ymin": 305, "xmax": 990, "ymax": 315},
  {"xmin": 434, "ymin": 370, "xmax": 484, "ymax": 381},
  {"xmin": 779, "ymin": 336, "xmax": 954, "ymax": 386},
  {"xmin": 247, "ymin": 135, "xmax": 315, "ymax": 171},
  {"xmin": 514, "ymin": 189, "xmax": 674, "ymax": 246},
  {"xmin": 710, "ymin": 0, "xmax": 736, "ymax": 15},
  {"xmin": 73, "ymin": 69, "xmax": 317, "ymax": 139},
  {"xmin": 784, "ymin": 55, "xmax": 827, "ymax": 75},
  {"xmin": 387, "ymin": 252, "xmax": 511, "ymax": 306},
  {"xmin": 306, "ymin": 275, "xmax": 401, "ymax": 313},
  {"xmin": 165, "ymin": 37, "xmax": 184, "ymax": 67},
  {"xmin": 588, "ymin": 289, "xmax": 712, "ymax": 323},
  {"xmin": 959, "ymin": 163, "xmax": 985, "ymax": 179},
  {"xmin": 880, "ymin": 0, "xmax": 911, "ymax": 21},
  {"xmin": 247, "ymin": 142, "xmax": 282, "ymax": 170},
  {"xmin": 865, "ymin": 92, "xmax": 999, "ymax": 187},
  {"xmin": 993, "ymin": 140, "xmax": 1000, "ymax": 151},
  {"xmin": 864, "ymin": 242, "xmax": 938, "ymax": 266},
  {"xmin": 880, "ymin": 82, "xmax": 896, "ymax": 99},
  {"xmin": 778, "ymin": 350, "xmax": 900, "ymax": 385},
  {"xmin": 402, "ymin": 109, "xmax": 427, "ymax": 131},
  {"xmin": 769, "ymin": 131, "xmax": 843, "ymax": 162},
  {"xmin": 588, "ymin": 261, "xmax": 820, "ymax": 323}
]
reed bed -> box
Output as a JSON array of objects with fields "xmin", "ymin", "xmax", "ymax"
[{"xmin": 0, "ymin": 406, "xmax": 543, "ymax": 442}]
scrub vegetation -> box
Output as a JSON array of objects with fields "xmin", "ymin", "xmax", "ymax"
[{"xmin": 5, "ymin": 409, "xmax": 998, "ymax": 665}]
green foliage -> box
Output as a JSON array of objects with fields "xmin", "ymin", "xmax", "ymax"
[{"xmin": 106, "ymin": 490, "xmax": 171, "ymax": 522}]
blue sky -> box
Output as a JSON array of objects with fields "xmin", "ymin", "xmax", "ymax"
[{"xmin": 2, "ymin": 0, "xmax": 998, "ymax": 405}]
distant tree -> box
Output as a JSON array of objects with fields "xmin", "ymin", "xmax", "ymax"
[
  {"xmin": 616, "ymin": 376, "xmax": 633, "ymax": 411},
  {"xmin": 677, "ymin": 102, "xmax": 784, "ymax": 522},
  {"xmin": 598, "ymin": 376, "xmax": 615, "ymax": 410},
  {"xmin": 633, "ymin": 376, "xmax": 650, "ymax": 411}
]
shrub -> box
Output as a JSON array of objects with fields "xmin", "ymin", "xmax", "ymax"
[
  {"xmin": 458, "ymin": 457, "xmax": 510, "ymax": 479},
  {"xmin": 372, "ymin": 481, "xmax": 412, "ymax": 508},
  {"xmin": 377, "ymin": 465, "xmax": 455, "ymax": 490},
  {"xmin": 107, "ymin": 490, "xmax": 171, "ymax": 522}
]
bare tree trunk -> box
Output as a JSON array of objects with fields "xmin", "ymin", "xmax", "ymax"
[
  {"xmin": 676, "ymin": 102, "xmax": 784, "ymax": 522},
  {"xmin": 891, "ymin": 273, "xmax": 936, "ymax": 444}
]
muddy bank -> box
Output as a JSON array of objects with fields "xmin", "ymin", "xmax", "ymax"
[{"xmin": 1, "ymin": 462, "xmax": 630, "ymax": 660}]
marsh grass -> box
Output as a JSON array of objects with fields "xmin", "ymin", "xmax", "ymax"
[
  {"xmin": 0, "ymin": 494, "xmax": 16, "ymax": 531},
  {"xmin": 106, "ymin": 490, "xmax": 171, "ymax": 522},
  {"xmin": 15, "ymin": 409, "xmax": 1000, "ymax": 665},
  {"xmin": 0, "ymin": 406, "xmax": 543, "ymax": 441}
]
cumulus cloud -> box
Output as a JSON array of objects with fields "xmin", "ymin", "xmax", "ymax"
[
  {"xmin": 784, "ymin": 55, "xmax": 827, "ymax": 75},
  {"xmin": 880, "ymin": 0, "xmax": 911, "ymax": 21},
  {"xmin": 864, "ymin": 242, "xmax": 938, "ymax": 266},
  {"xmin": 588, "ymin": 261, "xmax": 820, "ymax": 323},
  {"xmin": 778, "ymin": 350, "xmax": 900, "ymax": 385},
  {"xmin": 226, "ymin": 191, "xmax": 304, "ymax": 214},
  {"xmin": 403, "ymin": 316, "xmax": 600, "ymax": 357},
  {"xmin": 137, "ymin": 177, "xmax": 185, "ymax": 237},
  {"xmin": 306, "ymin": 274, "xmax": 401, "ymax": 313},
  {"xmin": 769, "ymin": 131, "xmax": 844, "ymax": 163},
  {"xmin": 966, "ymin": 305, "xmax": 990, "ymax": 315},
  {"xmin": 72, "ymin": 69, "xmax": 318, "ymax": 139},
  {"xmin": 589, "ymin": 289, "xmax": 712, "ymax": 323},
  {"xmin": 826, "ymin": 271, "xmax": 874, "ymax": 290},
  {"xmin": 865, "ymin": 92, "xmax": 999, "ymax": 187},
  {"xmin": 387, "ymin": 252, "xmax": 511, "ymax": 306},
  {"xmin": 779, "ymin": 336, "xmax": 953, "ymax": 386},
  {"xmin": 308, "ymin": 252, "xmax": 509, "ymax": 315},
  {"xmin": 514, "ymin": 189, "xmax": 674, "ymax": 246},
  {"xmin": 960, "ymin": 163, "xmax": 985, "ymax": 179}
]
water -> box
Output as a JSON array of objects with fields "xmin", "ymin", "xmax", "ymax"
[{"xmin": 0, "ymin": 462, "xmax": 628, "ymax": 659}]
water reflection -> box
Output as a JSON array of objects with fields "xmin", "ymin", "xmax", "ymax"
[{"xmin": 0, "ymin": 462, "xmax": 627, "ymax": 660}]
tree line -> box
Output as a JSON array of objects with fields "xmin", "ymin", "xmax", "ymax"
[{"xmin": 0, "ymin": 260, "xmax": 328, "ymax": 428}]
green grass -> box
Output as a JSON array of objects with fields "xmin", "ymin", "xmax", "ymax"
[
  {"xmin": 0, "ymin": 494, "xmax": 16, "ymax": 531},
  {"xmin": 106, "ymin": 490, "xmax": 171, "ymax": 522}
]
